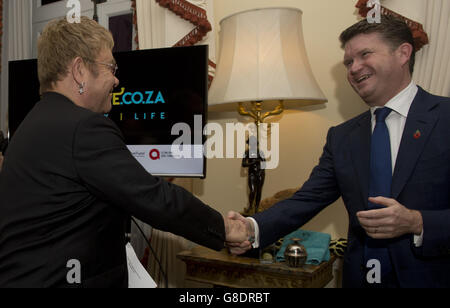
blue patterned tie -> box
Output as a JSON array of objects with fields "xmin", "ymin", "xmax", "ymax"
[{"xmin": 365, "ymin": 107, "xmax": 393, "ymax": 279}]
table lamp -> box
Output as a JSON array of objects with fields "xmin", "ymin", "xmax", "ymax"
[{"xmin": 208, "ymin": 7, "xmax": 327, "ymax": 215}]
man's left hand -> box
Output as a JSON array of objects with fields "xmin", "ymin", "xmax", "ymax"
[{"xmin": 357, "ymin": 197, "xmax": 423, "ymax": 239}]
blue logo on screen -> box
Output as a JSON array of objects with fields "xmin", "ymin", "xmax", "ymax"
[{"xmin": 112, "ymin": 88, "xmax": 166, "ymax": 105}]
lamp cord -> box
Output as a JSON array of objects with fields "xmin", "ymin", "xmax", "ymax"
[{"xmin": 130, "ymin": 217, "xmax": 168, "ymax": 288}]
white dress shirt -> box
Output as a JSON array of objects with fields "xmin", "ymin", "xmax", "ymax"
[
  {"xmin": 370, "ymin": 81, "xmax": 417, "ymax": 173},
  {"xmin": 249, "ymin": 81, "xmax": 423, "ymax": 248},
  {"xmin": 371, "ymin": 81, "xmax": 423, "ymax": 247}
]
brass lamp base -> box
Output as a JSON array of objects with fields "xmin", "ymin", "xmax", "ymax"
[{"xmin": 239, "ymin": 100, "xmax": 284, "ymax": 215}]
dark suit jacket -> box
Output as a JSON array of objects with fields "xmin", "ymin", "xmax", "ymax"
[
  {"xmin": 253, "ymin": 87, "xmax": 450, "ymax": 287},
  {"xmin": 0, "ymin": 92, "xmax": 225, "ymax": 288}
]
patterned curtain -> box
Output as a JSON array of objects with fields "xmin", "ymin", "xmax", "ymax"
[
  {"xmin": 131, "ymin": 0, "xmax": 139, "ymax": 49},
  {"xmin": 155, "ymin": 0, "xmax": 211, "ymax": 47},
  {"xmin": 414, "ymin": 0, "xmax": 450, "ymax": 96}
]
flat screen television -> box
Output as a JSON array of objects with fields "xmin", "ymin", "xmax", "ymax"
[{"xmin": 8, "ymin": 45, "xmax": 208, "ymax": 178}]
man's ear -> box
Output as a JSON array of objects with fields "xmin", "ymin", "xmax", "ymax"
[
  {"xmin": 397, "ymin": 42, "xmax": 413, "ymax": 69},
  {"xmin": 71, "ymin": 57, "xmax": 86, "ymax": 85}
]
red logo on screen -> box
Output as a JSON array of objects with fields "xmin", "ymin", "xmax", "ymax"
[{"xmin": 149, "ymin": 149, "xmax": 160, "ymax": 160}]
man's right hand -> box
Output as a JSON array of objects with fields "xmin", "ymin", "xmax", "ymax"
[{"xmin": 225, "ymin": 211, "xmax": 254, "ymax": 255}]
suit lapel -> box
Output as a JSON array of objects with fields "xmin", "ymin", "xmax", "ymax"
[
  {"xmin": 350, "ymin": 111, "xmax": 372, "ymax": 211},
  {"xmin": 391, "ymin": 87, "xmax": 439, "ymax": 199}
]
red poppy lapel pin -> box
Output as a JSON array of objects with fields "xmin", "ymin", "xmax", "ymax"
[{"xmin": 413, "ymin": 130, "xmax": 421, "ymax": 139}]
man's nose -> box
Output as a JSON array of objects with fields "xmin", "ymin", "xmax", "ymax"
[{"xmin": 349, "ymin": 59, "xmax": 363, "ymax": 75}]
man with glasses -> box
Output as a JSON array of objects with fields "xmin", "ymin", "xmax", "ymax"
[{"xmin": 0, "ymin": 16, "xmax": 247, "ymax": 288}]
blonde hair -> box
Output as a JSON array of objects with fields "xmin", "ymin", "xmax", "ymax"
[{"xmin": 37, "ymin": 16, "xmax": 114, "ymax": 94}]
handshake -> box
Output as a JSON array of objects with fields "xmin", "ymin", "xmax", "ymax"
[{"xmin": 223, "ymin": 211, "xmax": 255, "ymax": 255}]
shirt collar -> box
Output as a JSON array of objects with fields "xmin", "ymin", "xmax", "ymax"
[{"xmin": 370, "ymin": 81, "xmax": 418, "ymax": 118}]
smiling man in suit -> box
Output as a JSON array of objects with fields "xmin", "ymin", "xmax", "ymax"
[{"xmin": 227, "ymin": 15, "xmax": 450, "ymax": 288}]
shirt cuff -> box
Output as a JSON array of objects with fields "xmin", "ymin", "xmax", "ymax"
[
  {"xmin": 247, "ymin": 217, "xmax": 260, "ymax": 249},
  {"xmin": 413, "ymin": 228, "xmax": 424, "ymax": 247}
]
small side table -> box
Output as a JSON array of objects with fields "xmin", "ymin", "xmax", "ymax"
[{"xmin": 178, "ymin": 246, "xmax": 336, "ymax": 288}]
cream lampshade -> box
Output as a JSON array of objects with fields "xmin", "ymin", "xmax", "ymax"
[{"xmin": 209, "ymin": 7, "xmax": 327, "ymax": 112}]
